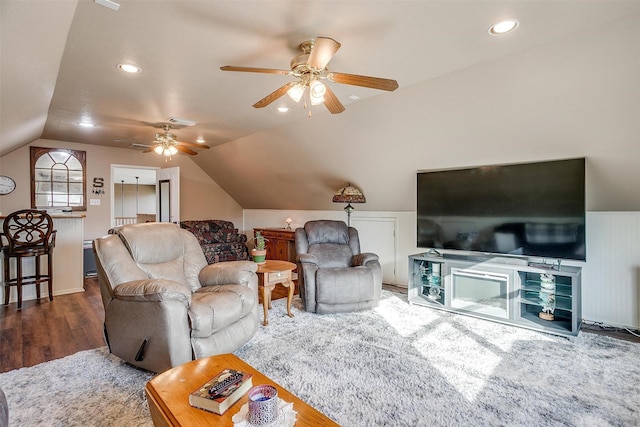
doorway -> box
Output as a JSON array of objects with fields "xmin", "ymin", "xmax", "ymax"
[
  {"xmin": 111, "ymin": 166, "xmax": 158, "ymax": 227},
  {"xmin": 111, "ymin": 165, "xmax": 180, "ymax": 226}
]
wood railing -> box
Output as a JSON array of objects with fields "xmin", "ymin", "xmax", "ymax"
[
  {"xmin": 114, "ymin": 214, "xmax": 157, "ymax": 226},
  {"xmin": 114, "ymin": 217, "xmax": 137, "ymax": 226}
]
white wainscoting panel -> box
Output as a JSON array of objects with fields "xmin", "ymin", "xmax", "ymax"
[
  {"xmin": 583, "ymin": 212, "xmax": 640, "ymax": 329},
  {"xmin": 0, "ymin": 215, "xmax": 85, "ymax": 304}
]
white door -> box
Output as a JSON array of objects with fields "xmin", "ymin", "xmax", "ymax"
[
  {"xmin": 351, "ymin": 217, "xmax": 397, "ymax": 285},
  {"xmin": 156, "ymin": 167, "xmax": 180, "ymax": 223}
]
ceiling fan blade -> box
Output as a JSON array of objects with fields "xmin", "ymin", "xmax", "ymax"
[
  {"xmin": 329, "ymin": 72, "xmax": 399, "ymax": 91},
  {"xmin": 307, "ymin": 37, "xmax": 341, "ymax": 70},
  {"xmin": 177, "ymin": 145, "xmax": 198, "ymax": 155},
  {"xmin": 178, "ymin": 141, "xmax": 210, "ymax": 149},
  {"xmin": 323, "ymin": 85, "xmax": 345, "ymax": 114},
  {"xmin": 142, "ymin": 147, "xmax": 155, "ymax": 153},
  {"xmin": 253, "ymin": 81, "xmax": 298, "ymax": 108},
  {"xmin": 220, "ymin": 66, "xmax": 291, "ymax": 76}
]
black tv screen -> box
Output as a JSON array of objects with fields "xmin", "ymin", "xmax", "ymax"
[{"xmin": 417, "ymin": 158, "xmax": 586, "ymax": 261}]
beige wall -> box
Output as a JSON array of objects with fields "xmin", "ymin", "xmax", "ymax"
[{"xmin": 0, "ymin": 139, "xmax": 244, "ymax": 240}]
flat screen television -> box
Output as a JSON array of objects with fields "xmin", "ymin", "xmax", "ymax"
[{"xmin": 417, "ymin": 158, "xmax": 586, "ymax": 261}]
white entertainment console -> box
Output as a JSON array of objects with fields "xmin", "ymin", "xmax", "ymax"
[{"xmin": 408, "ymin": 252, "xmax": 582, "ymax": 338}]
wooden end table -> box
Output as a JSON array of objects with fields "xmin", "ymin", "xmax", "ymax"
[
  {"xmin": 256, "ymin": 260, "xmax": 296, "ymax": 326},
  {"xmin": 145, "ymin": 353, "xmax": 339, "ymax": 426}
]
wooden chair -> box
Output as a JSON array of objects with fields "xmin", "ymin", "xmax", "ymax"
[{"xmin": 1, "ymin": 209, "xmax": 56, "ymax": 309}]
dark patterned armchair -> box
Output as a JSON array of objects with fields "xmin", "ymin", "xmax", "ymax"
[{"xmin": 179, "ymin": 220, "xmax": 249, "ymax": 264}]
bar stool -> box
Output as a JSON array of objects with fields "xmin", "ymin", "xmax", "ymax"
[{"xmin": 1, "ymin": 209, "xmax": 56, "ymax": 309}]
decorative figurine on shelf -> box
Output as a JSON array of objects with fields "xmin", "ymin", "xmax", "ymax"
[
  {"xmin": 251, "ymin": 231, "xmax": 268, "ymax": 264},
  {"xmin": 428, "ymin": 285, "xmax": 441, "ymax": 300},
  {"xmin": 538, "ymin": 273, "xmax": 556, "ymax": 321},
  {"xmin": 285, "ymin": 217, "xmax": 293, "ymax": 230}
]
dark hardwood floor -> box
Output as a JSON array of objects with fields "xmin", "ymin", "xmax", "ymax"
[
  {"xmin": 0, "ymin": 277, "xmax": 295, "ymax": 373},
  {"xmin": 0, "ymin": 277, "xmax": 105, "ymax": 373},
  {"xmin": 1, "ymin": 279, "xmax": 638, "ymax": 373}
]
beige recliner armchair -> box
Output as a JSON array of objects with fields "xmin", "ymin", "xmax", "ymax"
[
  {"xmin": 295, "ymin": 220, "xmax": 382, "ymax": 314},
  {"xmin": 93, "ymin": 222, "xmax": 259, "ymax": 373}
]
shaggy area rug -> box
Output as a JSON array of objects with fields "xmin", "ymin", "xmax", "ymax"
[
  {"xmin": 0, "ymin": 346, "xmax": 153, "ymax": 426},
  {"xmin": 1, "ymin": 290, "xmax": 639, "ymax": 426}
]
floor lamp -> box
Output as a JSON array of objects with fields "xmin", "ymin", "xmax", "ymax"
[{"xmin": 332, "ymin": 183, "xmax": 366, "ymax": 227}]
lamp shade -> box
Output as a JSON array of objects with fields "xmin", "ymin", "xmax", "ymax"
[
  {"xmin": 332, "ymin": 183, "xmax": 366, "ymax": 204},
  {"xmin": 287, "ymin": 83, "xmax": 305, "ymax": 103}
]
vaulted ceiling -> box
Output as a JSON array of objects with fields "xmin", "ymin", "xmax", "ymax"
[{"xmin": 2, "ymin": 1, "xmax": 639, "ymax": 211}]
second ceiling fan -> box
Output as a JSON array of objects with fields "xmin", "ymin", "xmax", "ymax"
[
  {"xmin": 145, "ymin": 124, "xmax": 210, "ymax": 157},
  {"xmin": 221, "ymin": 37, "xmax": 399, "ymax": 115}
]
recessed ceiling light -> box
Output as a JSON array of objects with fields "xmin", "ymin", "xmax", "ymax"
[
  {"xmin": 277, "ymin": 107, "xmax": 290, "ymax": 113},
  {"xmin": 349, "ymin": 95, "xmax": 360, "ymax": 101},
  {"xmin": 78, "ymin": 121, "xmax": 95, "ymax": 128},
  {"xmin": 117, "ymin": 63, "xmax": 142, "ymax": 73},
  {"xmin": 489, "ymin": 19, "xmax": 519, "ymax": 35},
  {"xmin": 196, "ymin": 137, "xmax": 206, "ymax": 143}
]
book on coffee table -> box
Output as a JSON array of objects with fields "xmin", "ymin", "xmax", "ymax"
[{"xmin": 189, "ymin": 368, "xmax": 253, "ymax": 415}]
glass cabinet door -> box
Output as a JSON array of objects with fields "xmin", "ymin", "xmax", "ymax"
[{"xmin": 416, "ymin": 260, "xmax": 444, "ymax": 305}]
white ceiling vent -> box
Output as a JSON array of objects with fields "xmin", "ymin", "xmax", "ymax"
[
  {"xmin": 94, "ymin": 0, "xmax": 120, "ymax": 11},
  {"xmin": 129, "ymin": 143, "xmax": 152, "ymax": 150},
  {"xmin": 167, "ymin": 117, "xmax": 197, "ymax": 126}
]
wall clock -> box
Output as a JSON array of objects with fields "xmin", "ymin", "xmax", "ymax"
[{"xmin": 0, "ymin": 175, "xmax": 16, "ymax": 195}]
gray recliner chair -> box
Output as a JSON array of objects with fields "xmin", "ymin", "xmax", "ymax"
[
  {"xmin": 93, "ymin": 222, "xmax": 259, "ymax": 373},
  {"xmin": 295, "ymin": 220, "xmax": 382, "ymax": 314}
]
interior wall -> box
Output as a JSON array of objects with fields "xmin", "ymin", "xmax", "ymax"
[{"xmin": 0, "ymin": 139, "xmax": 244, "ymax": 240}]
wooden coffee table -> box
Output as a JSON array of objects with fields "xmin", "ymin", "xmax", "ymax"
[
  {"xmin": 145, "ymin": 353, "xmax": 338, "ymax": 426},
  {"xmin": 256, "ymin": 260, "xmax": 297, "ymax": 326}
]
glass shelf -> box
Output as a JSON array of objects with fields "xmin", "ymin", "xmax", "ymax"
[
  {"xmin": 522, "ymin": 280, "xmax": 572, "ymax": 297},
  {"xmin": 521, "ymin": 291, "xmax": 572, "ymax": 312}
]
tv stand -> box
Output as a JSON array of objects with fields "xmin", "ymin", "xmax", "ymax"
[
  {"xmin": 441, "ymin": 251, "xmax": 529, "ymax": 266},
  {"xmin": 408, "ymin": 253, "xmax": 582, "ymax": 338},
  {"xmin": 442, "ymin": 252, "xmax": 492, "ymax": 262}
]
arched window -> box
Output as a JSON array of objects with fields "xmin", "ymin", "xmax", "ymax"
[{"xmin": 30, "ymin": 147, "xmax": 87, "ymax": 211}]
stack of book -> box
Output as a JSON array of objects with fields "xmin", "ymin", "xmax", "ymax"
[{"xmin": 189, "ymin": 368, "xmax": 253, "ymax": 415}]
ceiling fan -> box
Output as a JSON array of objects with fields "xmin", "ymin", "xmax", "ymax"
[
  {"xmin": 220, "ymin": 37, "xmax": 399, "ymax": 115},
  {"xmin": 144, "ymin": 124, "xmax": 210, "ymax": 157}
]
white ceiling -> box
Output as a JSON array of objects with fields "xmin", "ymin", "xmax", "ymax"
[
  {"xmin": 2, "ymin": 0, "xmax": 638, "ymax": 156},
  {"xmin": 2, "ymin": 0, "xmax": 639, "ymax": 213}
]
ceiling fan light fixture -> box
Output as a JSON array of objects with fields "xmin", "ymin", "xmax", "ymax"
[
  {"xmin": 221, "ymin": 36, "xmax": 398, "ymax": 115},
  {"xmin": 145, "ymin": 123, "xmax": 209, "ymax": 157},
  {"xmin": 309, "ymin": 79, "xmax": 326, "ymax": 98},
  {"xmin": 309, "ymin": 79, "xmax": 326, "ymax": 105},
  {"xmin": 287, "ymin": 83, "xmax": 306, "ymax": 103},
  {"xmin": 310, "ymin": 94, "xmax": 325, "ymax": 106}
]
